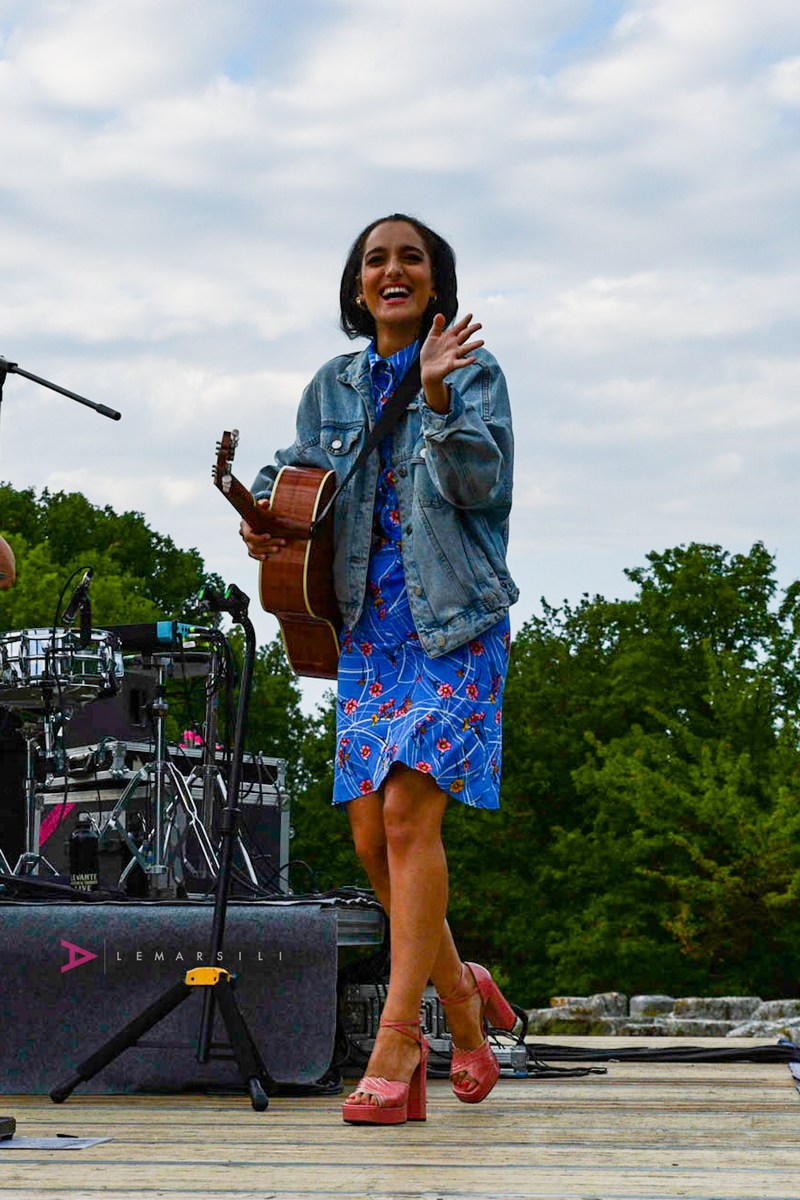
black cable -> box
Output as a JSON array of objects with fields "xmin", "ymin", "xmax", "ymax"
[{"xmin": 525, "ymin": 1040, "xmax": 800, "ymax": 1064}]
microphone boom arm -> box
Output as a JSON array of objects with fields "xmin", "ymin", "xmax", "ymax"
[{"xmin": 0, "ymin": 357, "xmax": 121, "ymax": 421}]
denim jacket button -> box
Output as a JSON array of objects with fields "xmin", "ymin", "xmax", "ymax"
[
  {"xmin": 331, "ymin": 438, "xmax": 343, "ymax": 450},
  {"xmin": 419, "ymin": 447, "xmax": 427, "ymax": 459},
  {"xmin": 413, "ymin": 585, "xmax": 423, "ymax": 597},
  {"xmin": 398, "ymin": 466, "xmax": 407, "ymax": 478},
  {"xmin": 436, "ymin": 634, "xmax": 446, "ymax": 648},
  {"xmin": 405, "ymin": 523, "xmax": 413, "ymax": 535}
]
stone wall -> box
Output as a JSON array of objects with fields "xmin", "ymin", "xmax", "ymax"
[{"xmin": 525, "ymin": 993, "xmax": 800, "ymax": 1042}]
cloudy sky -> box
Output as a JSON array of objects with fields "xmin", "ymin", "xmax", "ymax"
[{"xmin": 1, "ymin": 0, "xmax": 799, "ymax": 711}]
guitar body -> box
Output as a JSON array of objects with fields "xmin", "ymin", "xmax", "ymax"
[
  {"xmin": 259, "ymin": 466, "xmax": 341, "ymax": 679},
  {"xmin": 213, "ymin": 432, "xmax": 341, "ymax": 679}
]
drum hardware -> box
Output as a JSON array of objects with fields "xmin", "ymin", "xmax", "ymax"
[
  {"xmin": 0, "ymin": 617, "xmax": 283, "ymax": 895},
  {"xmin": 0, "ymin": 624, "xmax": 123, "ymax": 877},
  {"xmin": 13, "ymin": 704, "xmax": 65, "ymax": 878},
  {"xmin": 34, "ymin": 740, "xmax": 287, "ymax": 893},
  {"xmin": 123, "ymin": 634, "xmax": 260, "ymax": 890},
  {"xmin": 183, "ymin": 638, "xmax": 259, "ymax": 888},
  {"xmin": 99, "ymin": 655, "xmax": 219, "ymax": 896}
]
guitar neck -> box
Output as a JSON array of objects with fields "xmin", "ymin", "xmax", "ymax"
[
  {"xmin": 220, "ymin": 475, "xmax": 269, "ymax": 533},
  {"xmin": 219, "ymin": 473, "xmax": 309, "ymax": 538}
]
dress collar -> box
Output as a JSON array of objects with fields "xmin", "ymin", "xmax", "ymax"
[{"xmin": 367, "ymin": 339, "xmax": 420, "ymax": 383}]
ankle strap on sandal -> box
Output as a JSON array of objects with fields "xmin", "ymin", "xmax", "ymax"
[
  {"xmin": 437, "ymin": 963, "xmax": 476, "ymax": 1008},
  {"xmin": 379, "ymin": 1018, "xmax": 423, "ymax": 1042}
]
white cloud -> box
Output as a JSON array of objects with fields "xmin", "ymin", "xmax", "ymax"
[
  {"xmin": 767, "ymin": 55, "xmax": 800, "ymax": 107},
  {"xmin": 1, "ymin": 0, "xmax": 800, "ymax": 702},
  {"xmin": 533, "ymin": 272, "xmax": 798, "ymax": 347},
  {"xmin": 8, "ymin": 0, "xmax": 238, "ymax": 108}
]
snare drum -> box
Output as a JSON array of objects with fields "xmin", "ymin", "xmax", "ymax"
[{"xmin": 0, "ymin": 627, "xmax": 123, "ymax": 708}]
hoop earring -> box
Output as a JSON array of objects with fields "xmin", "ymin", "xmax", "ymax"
[{"xmin": 356, "ymin": 294, "xmax": 366, "ymax": 309}]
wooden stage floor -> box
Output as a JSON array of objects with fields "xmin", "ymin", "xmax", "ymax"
[{"xmin": 1, "ymin": 1038, "xmax": 798, "ymax": 1200}]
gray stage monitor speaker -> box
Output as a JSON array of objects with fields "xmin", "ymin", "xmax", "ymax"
[{"xmin": 0, "ymin": 899, "xmax": 338, "ymax": 1094}]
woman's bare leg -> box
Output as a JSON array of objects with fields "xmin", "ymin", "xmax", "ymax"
[{"xmin": 346, "ymin": 766, "xmax": 484, "ymax": 1102}]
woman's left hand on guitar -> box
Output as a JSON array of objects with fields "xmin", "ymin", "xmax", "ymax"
[{"xmin": 240, "ymin": 501, "xmax": 286, "ymax": 561}]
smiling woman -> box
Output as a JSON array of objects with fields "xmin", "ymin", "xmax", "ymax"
[
  {"xmin": 240, "ymin": 213, "xmax": 519, "ymax": 1127},
  {"xmin": 359, "ymin": 225, "xmax": 435, "ymax": 356},
  {"xmin": 339, "ymin": 213, "xmax": 459, "ymax": 352}
]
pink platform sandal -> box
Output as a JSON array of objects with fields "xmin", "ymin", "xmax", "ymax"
[
  {"xmin": 438, "ymin": 961, "xmax": 516, "ymax": 1104},
  {"xmin": 342, "ymin": 1019, "xmax": 429, "ymax": 1125}
]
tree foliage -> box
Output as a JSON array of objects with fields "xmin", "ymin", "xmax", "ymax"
[
  {"xmin": 287, "ymin": 690, "xmax": 364, "ymax": 895},
  {"xmin": 0, "ymin": 482, "xmax": 219, "ymax": 628},
  {"xmin": 490, "ymin": 543, "xmax": 800, "ymax": 1003}
]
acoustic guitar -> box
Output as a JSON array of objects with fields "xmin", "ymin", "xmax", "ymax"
[{"xmin": 212, "ymin": 430, "xmax": 341, "ymax": 679}]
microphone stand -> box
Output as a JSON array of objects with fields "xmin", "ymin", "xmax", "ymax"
[
  {"xmin": 0, "ymin": 356, "xmax": 121, "ymax": 460},
  {"xmin": 49, "ymin": 584, "xmax": 277, "ymax": 1112},
  {"xmin": 79, "ymin": 596, "xmax": 93, "ymax": 648}
]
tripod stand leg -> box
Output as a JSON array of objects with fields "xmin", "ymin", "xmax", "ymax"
[
  {"xmin": 213, "ymin": 977, "xmax": 276, "ymax": 1112},
  {"xmin": 50, "ymin": 979, "xmax": 191, "ymax": 1103}
]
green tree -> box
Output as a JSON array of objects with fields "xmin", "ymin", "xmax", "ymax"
[
  {"xmin": 0, "ymin": 482, "xmax": 219, "ymax": 628},
  {"xmin": 435, "ymin": 543, "xmax": 800, "ymax": 1005},
  {"xmin": 1, "ymin": 483, "xmax": 225, "ymax": 745},
  {"xmin": 288, "ymin": 690, "xmax": 364, "ymax": 895}
]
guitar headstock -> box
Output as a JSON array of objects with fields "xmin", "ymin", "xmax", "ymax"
[{"xmin": 213, "ymin": 429, "xmax": 239, "ymax": 495}]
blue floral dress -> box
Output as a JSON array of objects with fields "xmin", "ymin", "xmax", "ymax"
[{"xmin": 332, "ymin": 342, "xmax": 510, "ymax": 810}]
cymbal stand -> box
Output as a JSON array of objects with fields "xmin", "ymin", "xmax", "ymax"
[
  {"xmin": 182, "ymin": 639, "xmax": 258, "ymax": 889},
  {"xmin": 14, "ymin": 693, "xmax": 63, "ymax": 877},
  {"xmin": 101, "ymin": 655, "xmax": 218, "ymax": 892},
  {"xmin": 198, "ymin": 639, "xmax": 224, "ymax": 831}
]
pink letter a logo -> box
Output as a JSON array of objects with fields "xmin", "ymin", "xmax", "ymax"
[{"xmin": 61, "ymin": 939, "xmax": 98, "ymax": 974}]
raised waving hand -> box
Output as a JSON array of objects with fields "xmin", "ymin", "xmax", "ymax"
[{"xmin": 420, "ymin": 312, "xmax": 484, "ymax": 413}]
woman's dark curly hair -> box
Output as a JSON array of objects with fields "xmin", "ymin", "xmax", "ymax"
[{"xmin": 339, "ymin": 213, "xmax": 458, "ymax": 342}]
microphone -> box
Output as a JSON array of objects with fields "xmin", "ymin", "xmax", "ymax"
[
  {"xmin": 223, "ymin": 583, "xmax": 250, "ymax": 613},
  {"xmin": 198, "ymin": 582, "xmax": 250, "ymax": 619},
  {"xmin": 62, "ymin": 568, "xmax": 94, "ymax": 627}
]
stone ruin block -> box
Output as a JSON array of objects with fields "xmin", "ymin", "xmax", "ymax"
[
  {"xmin": 525, "ymin": 991, "xmax": 795, "ymax": 1038},
  {"xmin": 724, "ymin": 997, "xmax": 763, "ymax": 1021},
  {"xmin": 615, "ymin": 1019, "xmax": 671, "ymax": 1036},
  {"xmin": 549, "ymin": 992, "xmax": 628, "ymax": 1017},
  {"xmin": 629, "ymin": 994, "xmax": 676, "ymax": 1018},
  {"xmin": 531, "ymin": 1008, "xmax": 624, "ymax": 1035},
  {"xmin": 728, "ymin": 1017, "xmax": 800, "ymax": 1044},
  {"xmin": 665, "ymin": 1016, "xmax": 736, "ymax": 1037},
  {"xmin": 674, "ymin": 996, "xmax": 762, "ymax": 1021},
  {"xmin": 752, "ymin": 999, "xmax": 800, "ymax": 1020}
]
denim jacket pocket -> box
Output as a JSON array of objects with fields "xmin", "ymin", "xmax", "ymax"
[
  {"xmin": 321, "ymin": 422, "xmax": 363, "ymax": 458},
  {"xmin": 409, "ymin": 452, "xmax": 443, "ymax": 508}
]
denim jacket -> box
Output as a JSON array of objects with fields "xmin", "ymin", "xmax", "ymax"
[{"xmin": 252, "ymin": 346, "xmax": 518, "ymax": 657}]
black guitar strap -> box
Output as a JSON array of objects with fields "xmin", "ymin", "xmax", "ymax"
[{"xmin": 311, "ymin": 357, "xmax": 422, "ymax": 534}]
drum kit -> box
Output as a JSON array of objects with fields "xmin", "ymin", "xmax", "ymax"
[
  {"xmin": 0, "ymin": 620, "xmax": 259, "ymax": 896},
  {"xmin": 0, "ymin": 363, "xmax": 271, "ymax": 897}
]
